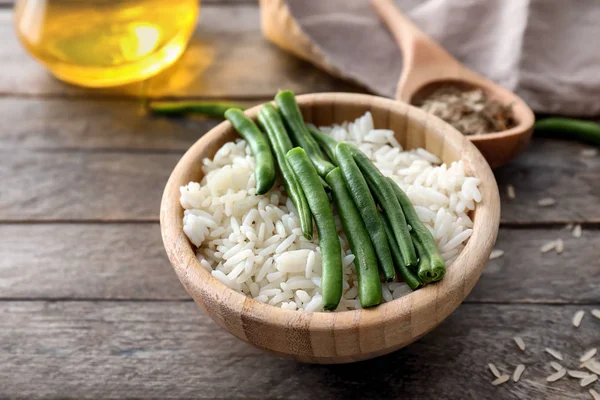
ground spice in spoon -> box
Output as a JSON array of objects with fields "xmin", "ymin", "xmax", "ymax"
[{"xmin": 417, "ymin": 86, "xmax": 516, "ymax": 136}]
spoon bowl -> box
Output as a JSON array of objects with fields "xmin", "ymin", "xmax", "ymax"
[{"xmin": 371, "ymin": 0, "xmax": 535, "ymax": 168}]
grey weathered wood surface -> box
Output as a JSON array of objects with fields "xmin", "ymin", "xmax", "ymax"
[
  {"xmin": 0, "ymin": 2, "xmax": 599, "ymax": 399},
  {"xmin": 1, "ymin": 301, "xmax": 599, "ymax": 399},
  {"xmin": 1, "ymin": 224, "xmax": 598, "ymax": 304}
]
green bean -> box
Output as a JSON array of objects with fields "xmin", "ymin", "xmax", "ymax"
[
  {"xmin": 534, "ymin": 117, "xmax": 600, "ymax": 146},
  {"xmin": 275, "ymin": 91, "xmax": 335, "ymax": 177},
  {"xmin": 148, "ymin": 100, "xmax": 246, "ymax": 119},
  {"xmin": 307, "ymin": 124, "xmax": 338, "ymax": 164},
  {"xmin": 224, "ymin": 108, "xmax": 276, "ymax": 196},
  {"xmin": 286, "ymin": 148, "xmax": 343, "ymax": 310},
  {"xmin": 335, "ymin": 143, "xmax": 396, "ymax": 282},
  {"xmin": 388, "ymin": 178, "xmax": 446, "ymax": 283},
  {"xmin": 326, "ymin": 168, "xmax": 382, "ymax": 308},
  {"xmin": 257, "ymin": 104, "xmax": 313, "ymax": 239},
  {"xmin": 411, "ymin": 234, "xmax": 436, "ymax": 284},
  {"xmin": 352, "ymin": 149, "xmax": 417, "ymax": 269},
  {"xmin": 381, "ymin": 213, "xmax": 422, "ymax": 290}
]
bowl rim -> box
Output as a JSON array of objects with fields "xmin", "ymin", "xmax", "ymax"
[{"xmin": 160, "ymin": 92, "xmax": 500, "ymax": 333}]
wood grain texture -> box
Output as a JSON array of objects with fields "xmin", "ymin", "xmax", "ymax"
[
  {"xmin": 0, "ymin": 97, "xmax": 219, "ymax": 151},
  {"xmin": 0, "ymin": 5, "xmax": 360, "ymax": 99},
  {"xmin": 495, "ymin": 138, "xmax": 600, "ymax": 223},
  {"xmin": 0, "ymin": 223, "xmax": 188, "ymax": 300},
  {"xmin": 1, "ymin": 225, "xmax": 597, "ymax": 304},
  {"xmin": 0, "ymin": 136, "xmax": 597, "ymax": 224},
  {"xmin": 160, "ymin": 92, "xmax": 500, "ymax": 363},
  {"xmin": 0, "ymin": 151, "xmax": 179, "ymax": 220},
  {"xmin": 1, "ymin": 301, "xmax": 599, "ymax": 399}
]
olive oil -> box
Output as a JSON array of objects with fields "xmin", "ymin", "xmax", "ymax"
[{"xmin": 14, "ymin": 0, "xmax": 199, "ymax": 87}]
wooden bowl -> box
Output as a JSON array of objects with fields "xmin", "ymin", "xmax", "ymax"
[{"xmin": 160, "ymin": 93, "xmax": 500, "ymax": 364}]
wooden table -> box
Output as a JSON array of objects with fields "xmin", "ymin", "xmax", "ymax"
[{"xmin": 1, "ymin": 2, "xmax": 599, "ymax": 399}]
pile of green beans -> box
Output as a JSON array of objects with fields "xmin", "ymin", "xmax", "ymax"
[
  {"xmin": 275, "ymin": 91, "xmax": 335, "ymax": 177},
  {"xmin": 224, "ymin": 109, "xmax": 275, "ymax": 195},
  {"xmin": 257, "ymin": 104, "xmax": 313, "ymax": 239},
  {"xmin": 327, "ymin": 168, "xmax": 382, "ymax": 308},
  {"xmin": 381, "ymin": 214, "xmax": 422, "ymax": 290},
  {"xmin": 335, "ymin": 143, "xmax": 396, "ymax": 282},
  {"xmin": 352, "ymin": 149, "xmax": 417, "ymax": 269},
  {"xmin": 286, "ymin": 148, "xmax": 343, "ymax": 310},
  {"xmin": 388, "ymin": 178, "xmax": 446, "ymax": 283}
]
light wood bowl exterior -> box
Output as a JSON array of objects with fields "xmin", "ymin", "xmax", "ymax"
[{"xmin": 160, "ymin": 93, "xmax": 500, "ymax": 364}]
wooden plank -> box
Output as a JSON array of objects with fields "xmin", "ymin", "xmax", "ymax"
[
  {"xmin": 467, "ymin": 227, "xmax": 600, "ymax": 304},
  {"xmin": 0, "ymin": 139, "xmax": 598, "ymax": 223},
  {"xmin": 0, "ymin": 223, "xmax": 188, "ymax": 300},
  {"xmin": 1, "ymin": 224, "xmax": 597, "ymax": 303},
  {"xmin": 1, "ymin": 301, "xmax": 598, "ymax": 399},
  {"xmin": 0, "ymin": 97, "xmax": 218, "ymax": 151},
  {"xmin": 0, "ymin": 5, "xmax": 361, "ymax": 99},
  {"xmin": 495, "ymin": 138, "xmax": 600, "ymax": 223},
  {"xmin": 0, "ymin": 151, "xmax": 179, "ymax": 221}
]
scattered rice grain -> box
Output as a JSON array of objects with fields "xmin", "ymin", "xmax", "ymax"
[
  {"xmin": 512, "ymin": 364, "xmax": 526, "ymax": 382},
  {"xmin": 546, "ymin": 368, "xmax": 567, "ymax": 382},
  {"xmin": 581, "ymin": 374, "xmax": 598, "ymax": 387},
  {"xmin": 489, "ymin": 249, "xmax": 504, "ymax": 260},
  {"xmin": 581, "ymin": 148, "xmax": 598, "ymax": 157},
  {"xmin": 592, "ymin": 309, "xmax": 600, "ymax": 320},
  {"xmin": 568, "ymin": 370, "xmax": 591, "ymax": 379},
  {"xmin": 541, "ymin": 240, "xmax": 558, "ymax": 253},
  {"xmin": 573, "ymin": 310, "xmax": 585, "ymax": 328},
  {"xmin": 513, "ymin": 336, "xmax": 526, "ymax": 352},
  {"xmin": 551, "ymin": 361, "xmax": 563, "ymax": 371},
  {"xmin": 507, "ymin": 184, "xmax": 516, "ymax": 200},
  {"xmin": 488, "ymin": 363, "xmax": 501, "ymax": 378},
  {"xmin": 573, "ymin": 224, "xmax": 583, "ymax": 238},
  {"xmin": 538, "ymin": 197, "xmax": 556, "ymax": 207},
  {"xmin": 492, "ymin": 375, "xmax": 510, "ymax": 386},
  {"xmin": 590, "ymin": 389, "xmax": 600, "ymax": 400},
  {"xmin": 546, "ymin": 348, "xmax": 563, "ymax": 361},
  {"xmin": 581, "ymin": 349, "xmax": 597, "ymax": 363}
]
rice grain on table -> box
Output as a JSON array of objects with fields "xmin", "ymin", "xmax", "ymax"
[
  {"xmin": 580, "ymin": 374, "xmax": 598, "ymax": 387},
  {"xmin": 488, "ymin": 363, "xmax": 502, "ymax": 378},
  {"xmin": 547, "ymin": 368, "xmax": 567, "ymax": 382},
  {"xmin": 541, "ymin": 240, "xmax": 558, "ymax": 253},
  {"xmin": 593, "ymin": 309, "xmax": 600, "ymax": 320},
  {"xmin": 581, "ymin": 349, "xmax": 598, "ymax": 363},
  {"xmin": 180, "ymin": 112, "xmax": 482, "ymax": 311},
  {"xmin": 590, "ymin": 389, "xmax": 600, "ymax": 400},
  {"xmin": 550, "ymin": 361, "xmax": 563, "ymax": 371},
  {"xmin": 573, "ymin": 310, "xmax": 585, "ymax": 327},
  {"xmin": 512, "ymin": 364, "xmax": 526, "ymax": 382},
  {"xmin": 546, "ymin": 348, "xmax": 564, "ymax": 361},
  {"xmin": 489, "ymin": 249, "xmax": 504, "ymax": 260},
  {"xmin": 492, "ymin": 375, "xmax": 510, "ymax": 386},
  {"xmin": 507, "ymin": 184, "xmax": 516, "ymax": 200},
  {"xmin": 555, "ymin": 239, "xmax": 564, "ymax": 254},
  {"xmin": 538, "ymin": 198, "xmax": 556, "ymax": 207},
  {"xmin": 568, "ymin": 370, "xmax": 591, "ymax": 379},
  {"xmin": 573, "ymin": 224, "xmax": 582, "ymax": 238},
  {"xmin": 581, "ymin": 148, "xmax": 599, "ymax": 157},
  {"xmin": 513, "ymin": 336, "xmax": 526, "ymax": 351}
]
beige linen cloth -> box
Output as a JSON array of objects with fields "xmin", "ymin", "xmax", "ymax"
[{"xmin": 261, "ymin": 0, "xmax": 600, "ymax": 116}]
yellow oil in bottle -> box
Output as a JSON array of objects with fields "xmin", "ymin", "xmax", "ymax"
[{"xmin": 14, "ymin": 0, "xmax": 199, "ymax": 87}]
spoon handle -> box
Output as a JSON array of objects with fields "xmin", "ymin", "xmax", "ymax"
[{"xmin": 370, "ymin": 0, "xmax": 463, "ymax": 102}]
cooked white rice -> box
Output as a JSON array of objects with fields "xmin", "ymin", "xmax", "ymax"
[{"xmin": 180, "ymin": 112, "xmax": 482, "ymax": 311}]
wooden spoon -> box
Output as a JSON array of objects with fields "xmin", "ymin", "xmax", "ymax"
[{"xmin": 371, "ymin": 0, "xmax": 535, "ymax": 168}]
